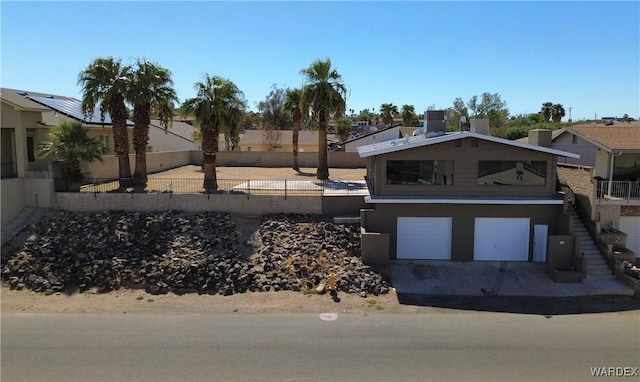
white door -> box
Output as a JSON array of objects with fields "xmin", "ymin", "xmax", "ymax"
[
  {"xmin": 619, "ymin": 217, "xmax": 640, "ymax": 254},
  {"xmin": 397, "ymin": 217, "xmax": 452, "ymax": 260},
  {"xmin": 474, "ymin": 218, "xmax": 530, "ymax": 261},
  {"xmin": 533, "ymin": 225, "xmax": 548, "ymax": 262}
]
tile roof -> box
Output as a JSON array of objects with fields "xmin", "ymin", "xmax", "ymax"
[{"xmin": 562, "ymin": 124, "xmax": 640, "ymax": 151}]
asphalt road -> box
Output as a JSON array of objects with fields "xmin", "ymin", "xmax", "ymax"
[{"xmin": 2, "ymin": 311, "xmax": 639, "ymax": 382}]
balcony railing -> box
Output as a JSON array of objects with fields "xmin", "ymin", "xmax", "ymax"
[{"xmin": 596, "ymin": 180, "xmax": 640, "ymax": 200}]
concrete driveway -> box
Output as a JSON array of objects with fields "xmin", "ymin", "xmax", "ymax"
[{"xmin": 382, "ymin": 260, "xmax": 634, "ymax": 298}]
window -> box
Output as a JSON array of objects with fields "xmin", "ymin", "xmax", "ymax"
[
  {"xmin": 26, "ymin": 136, "xmax": 35, "ymax": 163},
  {"xmin": 386, "ymin": 160, "xmax": 454, "ymax": 185},
  {"xmin": 98, "ymin": 135, "xmax": 110, "ymax": 151},
  {"xmin": 572, "ymin": 135, "xmax": 577, "ymax": 144},
  {"xmin": 478, "ymin": 161, "xmax": 546, "ymax": 186}
]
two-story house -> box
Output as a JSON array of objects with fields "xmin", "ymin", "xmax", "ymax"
[
  {"xmin": 546, "ymin": 124, "xmax": 640, "ymax": 254},
  {"xmin": 357, "ymin": 127, "xmax": 580, "ymax": 265}
]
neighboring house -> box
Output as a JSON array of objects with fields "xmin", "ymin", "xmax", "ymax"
[
  {"xmin": 1, "ymin": 88, "xmax": 55, "ymax": 228},
  {"xmin": 238, "ymin": 129, "xmax": 338, "ymax": 152},
  {"xmin": 343, "ymin": 126, "xmax": 403, "ymax": 153},
  {"xmin": 357, "ymin": 128, "xmax": 580, "ymax": 264},
  {"xmin": 537, "ymin": 124, "xmax": 640, "ymax": 254},
  {"xmin": 148, "ymin": 119, "xmax": 200, "ymax": 152}
]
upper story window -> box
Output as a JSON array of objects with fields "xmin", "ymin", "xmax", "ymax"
[
  {"xmin": 572, "ymin": 135, "xmax": 578, "ymax": 144},
  {"xmin": 478, "ymin": 160, "xmax": 546, "ymax": 186},
  {"xmin": 386, "ymin": 160, "xmax": 454, "ymax": 185}
]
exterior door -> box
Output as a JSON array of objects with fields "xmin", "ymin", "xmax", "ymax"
[
  {"xmin": 474, "ymin": 218, "xmax": 530, "ymax": 261},
  {"xmin": 397, "ymin": 217, "xmax": 452, "ymax": 260},
  {"xmin": 533, "ymin": 224, "xmax": 548, "ymax": 262}
]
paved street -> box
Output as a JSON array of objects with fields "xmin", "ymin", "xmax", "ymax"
[{"xmin": 2, "ymin": 311, "xmax": 638, "ymax": 382}]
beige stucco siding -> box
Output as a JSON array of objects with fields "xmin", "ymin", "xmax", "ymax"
[{"xmin": 372, "ymin": 138, "xmax": 558, "ymax": 198}]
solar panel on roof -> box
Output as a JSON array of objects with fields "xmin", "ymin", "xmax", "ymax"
[{"xmin": 27, "ymin": 96, "xmax": 133, "ymax": 126}]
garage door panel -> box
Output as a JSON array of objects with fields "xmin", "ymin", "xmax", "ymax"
[
  {"xmin": 397, "ymin": 217, "xmax": 452, "ymax": 260},
  {"xmin": 474, "ymin": 218, "xmax": 530, "ymax": 261},
  {"xmin": 619, "ymin": 217, "xmax": 640, "ymax": 254}
]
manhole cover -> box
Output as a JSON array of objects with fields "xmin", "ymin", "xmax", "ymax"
[{"xmin": 319, "ymin": 313, "xmax": 338, "ymax": 321}]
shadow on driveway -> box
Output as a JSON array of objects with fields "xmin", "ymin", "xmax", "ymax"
[{"xmin": 397, "ymin": 294, "xmax": 640, "ymax": 316}]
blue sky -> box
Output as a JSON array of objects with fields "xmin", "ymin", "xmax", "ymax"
[{"xmin": 2, "ymin": 1, "xmax": 638, "ymax": 121}]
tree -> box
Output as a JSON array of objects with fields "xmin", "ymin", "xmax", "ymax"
[
  {"xmin": 622, "ymin": 113, "xmax": 630, "ymax": 123},
  {"xmin": 446, "ymin": 97, "xmax": 469, "ymax": 130},
  {"xmin": 284, "ymin": 88, "xmax": 304, "ymax": 171},
  {"xmin": 335, "ymin": 116, "xmax": 352, "ymax": 142},
  {"xmin": 380, "ymin": 103, "xmax": 399, "ymax": 126},
  {"xmin": 257, "ymin": 84, "xmax": 292, "ymax": 131},
  {"xmin": 300, "ymin": 58, "xmax": 347, "ymax": 180},
  {"xmin": 540, "ymin": 102, "xmax": 553, "ymax": 123},
  {"xmin": 357, "ymin": 109, "xmax": 377, "ymax": 125},
  {"xmin": 180, "ymin": 74, "xmax": 244, "ymax": 191},
  {"xmin": 467, "ymin": 92, "xmax": 509, "ymax": 128},
  {"xmin": 551, "ymin": 104, "xmax": 566, "ymax": 123},
  {"xmin": 400, "ymin": 104, "xmax": 416, "ymax": 127},
  {"xmin": 127, "ymin": 59, "xmax": 178, "ymax": 192},
  {"xmin": 77, "ymin": 57, "xmax": 132, "ymax": 190},
  {"xmin": 37, "ymin": 120, "xmax": 105, "ymax": 185}
]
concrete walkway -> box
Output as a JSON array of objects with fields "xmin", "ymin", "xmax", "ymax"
[{"xmin": 384, "ymin": 260, "xmax": 634, "ymax": 297}]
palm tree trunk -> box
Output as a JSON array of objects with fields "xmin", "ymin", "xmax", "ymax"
[
  {"xmin": 292, "ymin": 122, "xmax": 300, "ymax": 171},
  {"xmin": 202, "ymin": 124, "xmax": 219, "ymax": 192},
  {"xmin": 112, "ymin": 103, "xmax": 132, "ymax": 190},
  {"xmin": 133, "ymin": 106, "xmax": 150, "ymax": 192},
  {"xmin": 317, "ymin": 109, "xmax": 329, "ymax": 180}
]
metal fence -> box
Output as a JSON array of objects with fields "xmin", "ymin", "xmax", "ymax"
[
  {"xmin": 54, "ymin": 177, "xmax": 369, "ymax": 197},
  {"xmin": 596, "ymin": 180, "xmax": 640, "ymax": 200}
]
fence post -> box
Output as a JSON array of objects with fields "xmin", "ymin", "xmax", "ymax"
[
  {"xmin": 247, "ymin": 179, "xmax": 250, "ymax": 200},
  {"xmin": 285, "ymin": 179, "xmax": 287, "ymax": 200},
  {"xmin": 628, "ymin": 181, "xmax": 632, "ymax": 201}
]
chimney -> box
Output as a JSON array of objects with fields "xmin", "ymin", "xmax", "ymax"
[
  {"xmin": 527, "ymin": 129, "xmax": 552, "ymax": 147},
  {"xmin": 470, "ymin": 119, "xmax": 489, "ymax": 135}
]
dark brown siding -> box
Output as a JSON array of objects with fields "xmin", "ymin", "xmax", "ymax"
[
  {"xmin": 363, "ymin": 203, "xmax": 563, "ymax": 261},
  {"xmin": 373, "ymin": 138, "xmax": 558, "ymax": 198}
]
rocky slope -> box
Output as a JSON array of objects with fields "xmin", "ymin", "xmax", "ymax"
[{"xmin": 1, "ymin": 211, "xmax": 389, "ymax": 296}]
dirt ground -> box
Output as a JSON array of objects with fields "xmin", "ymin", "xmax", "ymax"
[
  {"xmin": 149, "ymin": 165, "xmax": 367, "ymax": 181},
  {"xmin": 0, "ymin": 286, "xmax": 438, "ymax": 315}
]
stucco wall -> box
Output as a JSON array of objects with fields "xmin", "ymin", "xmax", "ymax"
[
  {"xmin": 53, "ymin": 193, "xmax": 323, "ymax": 215},
  {"xmin": 84, "ymin": 151, "xmax": 195, "ymax": 179},
  {"xmin": 1, "ymin": 178, "xmax": 26, "ymax": 227}
]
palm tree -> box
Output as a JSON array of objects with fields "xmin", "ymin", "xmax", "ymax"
[
  {"xmin": 180, "ymin": 74, "xmax": 244, "ymax": 191},
  {"xmin": 551, "ymin": 104, "xmax": 566, "ymax": 123},
  {"xmin": 127, "ymin": 59, "xmax": 178, "ymax": 192},
  {"xmin": 401, "ymin": 104, "xmax": 416, "ymax": 127},
  {"xmin": 37, "ymin": 120, "xmax": 105, "ymax": 188},
  {"xmin": 300, "ymin": 58, "xmax": 347, "ymax": 180},
  {"xmin": 77, "ymin": 57, "xmax": 132, "ymax": 190},
  {"xmin": 284, "ymin": 88, "xmax": 304, "ymax": 171},
  {"xmin": 540, "ymin": 102, "xmax": 553, "ymax": 123},
  {"xmin": 380, "ymin": 103, "xmax": 399, "ymax": 126},
  {"xmin": 335, "ymin": 116, "xmax": 352, "ymax": 143}
]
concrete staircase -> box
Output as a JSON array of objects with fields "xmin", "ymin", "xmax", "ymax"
[
  {"xmin": 568, "ymin": 208, "xmax": 616, "ymax": 281},
  {"xmin": 568, "ymin": 207, "xmax": 634, "ymax": 296}
]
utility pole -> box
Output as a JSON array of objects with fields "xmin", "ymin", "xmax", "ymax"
[{"xmin": 568, "ymin": 107, "xmax": 572, "ymax": 122}]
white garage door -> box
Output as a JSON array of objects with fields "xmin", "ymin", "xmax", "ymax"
[
  {"xmin": 619, "ymin": 217, "xmax": 640, "ymax": 255},
  {"xmin": 397, "ymin": 217, "xmax": 452, "ymax": 260},
  {"xmin": 474, "ymin": 218, "xmax": 530, "ymax": 261}
]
